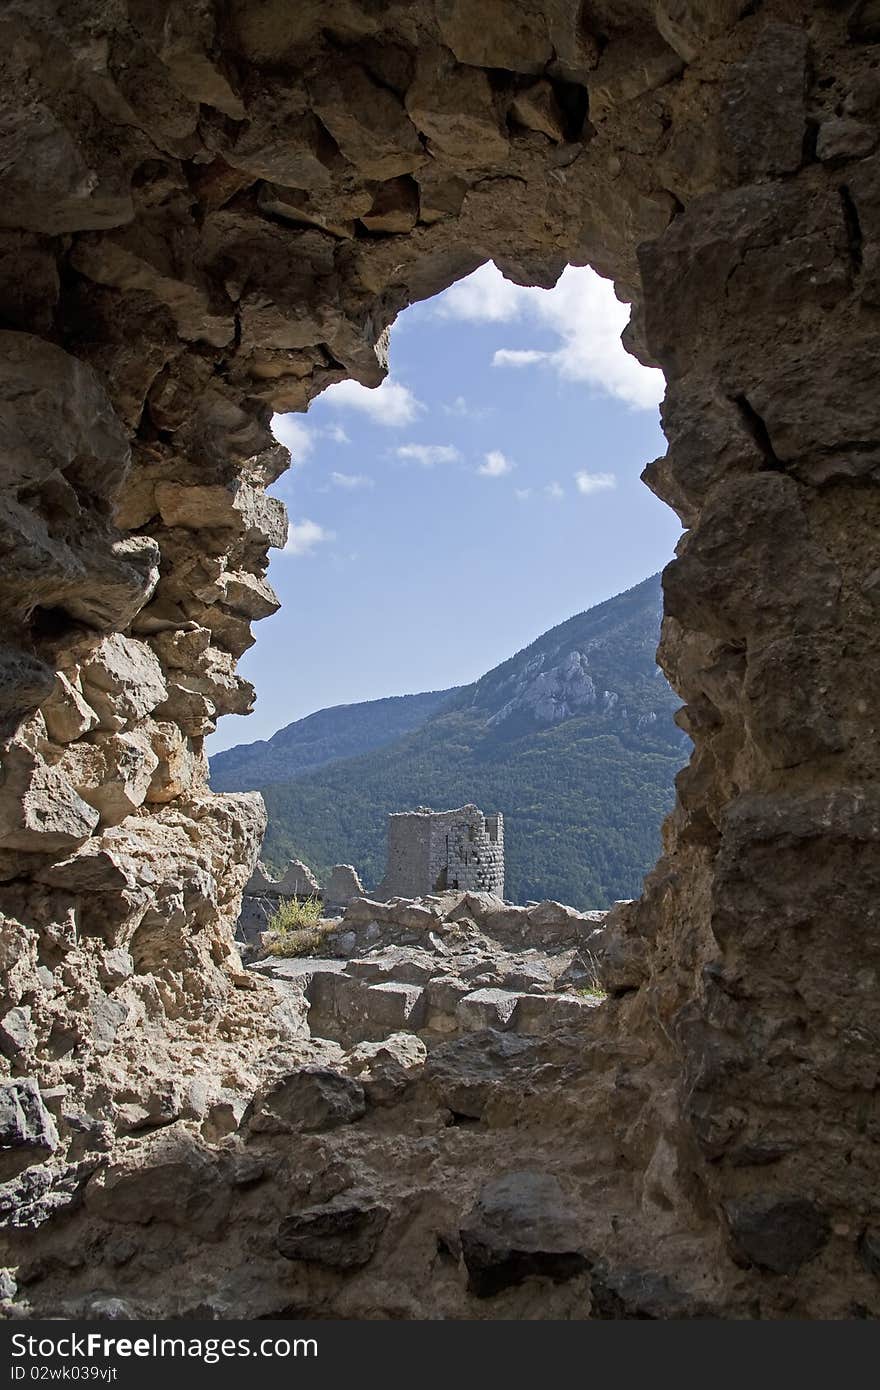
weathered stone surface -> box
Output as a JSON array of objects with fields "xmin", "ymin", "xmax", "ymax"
[
  {"xmin": 0, "ymin": 0, "xmax": 877, "ymax": 1325},
  {"xmin": 720, "ymin": 24, "xmax": 808, "ymax": 180},
  {"xmin": 0, "ymin": 1007, "xmax": 35, "ymax": 1059},
  {"xmin": 655, "ymin": 1, "xmax": 746, "ymax": 64},
  {"xmin": 460, "ymin": 1172, "xmax": 589, "ymax": 1298},
  {"xmin": 85, "ymin": 1136, "xmax": 232, "ymax": 1238},
  {"xmin": 0, "ymin": 750, "xmax": 100, "ymax": 851},
  {"xmin": 360, "ymin": 178, "xmax": 420, "ymax": 235},
  {"xmin": 277, "ymin": 1199, "xmax": 390, "ymax": 1269},
  {"xmin": 42, "ymin": 674, "xmax": 99, "ymax": 744},
  {"xmin": 514, "ymin": 993, "xmax": 597, "ymax": 1036},
  {"xmin": 457, "ymin": 988, "xmax": 520, "ymax": 1032},
  {"xmin": 0, "ymin": 649, "xmax": 55, "ymax": 739},
  {"xmin": 249, "ymin": 1068, "xmax": 365, "ymax": 1135},
  {"xmin": 0, "ymin": 1081, "xmax": 58, "ymax": 1167},
  {"xmin": 309, "ymin": 58, "xmax": 424, "ymax": 181},
  {"xmin": 79, "ymin": 635, "xmax": 168, "ymax": 730},
  {"xmin": 406, "ymin": 51, "xmax": 509, "ymax": 166},
  {"xmin": 347, "ymin": 1033, "xmax": 426, "ymax": 1104},
  {"xmin": 724, "ymin": 1196, "xmax": 830, "ymax": 1275},
  {"xmin": 325, "ymin": 864, "xmax": 363, "ymax": 907}
]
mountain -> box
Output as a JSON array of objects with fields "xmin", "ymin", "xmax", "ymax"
[
  {"xmin": 210, "ymin": 687, "xmax": 458, "ymax": 791},
  {"xmin": 210, "ymin": 574, "xmax": 690, "ymax": 909}
]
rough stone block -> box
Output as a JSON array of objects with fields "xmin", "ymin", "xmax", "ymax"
[
  {"xmin": 277, "ymin": 1200, "xmax": 389, "ymax": 1268},
  {"xmin": 249, "ymin": 1067, "xmax": 365, "ymax": 1135},
  {"xmin": 425, "ymin": 977, "xmax": 472, "ymax": 1033},
  {"xmin": 460, "ymin": 1171, "xmax": 588, "ymax": 1297},
  {"xmin": 361, "ymin": 982, "xmax": 427, "ymax": 1033},
  {"xmin": 0, "ymin": 1079, "xmax": 59, "ymax": 1166},
  {"xmin": 457, "ymin": 988, "xmax": 520, "ymax": 1032},
  {"xmin": 513, "ymin": 993, "xmax": 598, "ymax": 1036},
  {"xmin": 0, "ymin": 1007, "xmax": 34, "ymax": 1058},
  {"xmin": 723, "ymin": 1195, "xmax": 830, "ymax": 1275},
  {"xmin": 345, "ymin": 949, "xmax": 435, "ymax": 987}
]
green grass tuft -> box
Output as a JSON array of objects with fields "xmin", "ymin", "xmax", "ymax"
[{"xmin": 264, "ymin": 896, "xmax": 331, "ymax": 957}]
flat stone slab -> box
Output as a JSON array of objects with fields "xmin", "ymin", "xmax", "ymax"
[
  {"xmin": 345, "ymin": 948, "xmax": 436, "ymax": 986},
  {"xmin": 249, "ymin": 957, "xmax": 346, "ymax": 982}
]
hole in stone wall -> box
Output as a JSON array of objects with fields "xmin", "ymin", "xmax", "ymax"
[
  {"xmin": 208, "ymin": 261, "xmax": 686, "ymax": 912},
  {"xmin": 30, "ymin": 605, "xmax": 78, "ymax": 642}
]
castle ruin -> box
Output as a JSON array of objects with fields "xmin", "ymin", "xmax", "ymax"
[{"xmin": 377, "ymin": 805, "xmax": 504, "ymax": 900}]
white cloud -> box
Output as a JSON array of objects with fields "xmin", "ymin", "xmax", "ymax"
[
  {"xmin": 478, "ymin": 449, "xmax": 513, "ymax": 478},
  {"xmin": 514, "ymin": 487, "xmax": 532, "ymax": 501},
  {"xmin": 437, "ymin": 263, "xmax": 524, "ymax": 322},
  {"xmin": 545, "ymin": 481, "xmax": 564, "ymax": 500},
  {"xmin": 492, "ymin": 348, "xmax": 549, "ymax": 368},
  {"xmin": 438, "ymin": 262, "xmax": 665, "ymax": 411},
  {"xmin": 574, "ymin": 470, "xmax": 617, "ymax": 495},
  {"xmin": 283, "ymin": 519, "xmax": 335, "ymax": 556},
  {"xmin": 271, "ymin": 413, "xmax": 314, "ymax": 460},
  {"xmin": 319, "ymin": 377, "xmax": 422, "ymax": 426},
  {"xmin": 326, "ymin": 423, "xmax": 351, "ymax": 444},
  {"xmin": 397, "ymin": 443, "xmax": 461, "ymax": 467},
  {"xmin": 331, "ymin": 471, "xmax": 373, "ymax": 489},
  {"xmin": 443, "ymin": 395, "xmax": 490, "ymax": 419}
]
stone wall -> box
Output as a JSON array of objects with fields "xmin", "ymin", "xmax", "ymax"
[
  {"xmin": 1, "ymin": 0, "xmax": 879, "ymax": 1319},
  {"xmin": 237, "ymin": 858, "xmax": 363, "ymax": 948},
  {"xmin": 378, "ymin": 806, "xmax": 504, "ymax": 898}
]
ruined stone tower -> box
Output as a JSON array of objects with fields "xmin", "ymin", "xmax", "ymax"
[{"xmin": 377, "ymin": 805, "xmax": 504, "ymax": 899}]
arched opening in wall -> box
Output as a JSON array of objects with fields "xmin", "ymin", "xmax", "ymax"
[{"xmin": 208, "ymin": 260, "xmax": 686, "ymax": 919}]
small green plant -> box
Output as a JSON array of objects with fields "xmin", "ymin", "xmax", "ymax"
[
  {"xmin": 265, "ymin": 895, "xmax": 331, "ymax": 957},
  {"xmin": 575, "ymin": 952, "xmax": 607, "ymax": 1001}
]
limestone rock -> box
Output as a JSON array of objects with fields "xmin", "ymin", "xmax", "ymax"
[
  {"xmin": 79, "ymin": 635, "xmax": 168, "ymax": 730},
  {"xmin": 85, "ymin": 1136, "xmax": 232, "ymax": 1238},
  {"xmin": 510, "ymin": 82, "xmax": 567, "ymax": 142},
  {"xmin": 0, "ymin": 749, "xmax": 99, "ymax": 851},
  {"xmin": 588, "ymin": 34, "xmax": 683, "ymax": 123},
  {"xmin": 0, "ymin": 648, "xmax": 55, "ymax": 739},
  {"xmin": 0, "ymin": 1079, "xmax": 59, "ymax": 1172},
  {"xmin": 0, "ymin": 1160, "xmax": 97, "ymax": 1231},
  {"xmin": 0, "ymin": 101, "xmax": 132, "ymax": 236},
  {"xmin": 0, "ymin": 332, "xmax": 129, "ymax": 494},
  {"xmin": 91, "ymin": 996, "xmax": 130, "ymax": 1056},
  {"xmin": 655, "ymin": 0, "xmax": 747, "ymax": 64},
  {"xmin": 347, "ymin": 1033, "xmax": 426, "ymax": 1103},
  {"xmin": 42, "ymin": 673, "xmax": 99, "ymax": 744},
  {"xmin": 457, "ymin": 988, "xmax": 520, "ymax": 1032},
  {"xmin": 309, "ymin": 57, "xmax": 424, "ymax": 181},
  {"xmin": 435, "ymin": 0, "xmax": 555, "ymax": 74},
  {"xmin": 275, "ymin": 859, "xmax": 321, "ymax": 897},
  {"xmin": 406, "ymin": 51, "xmax": 509, "ymax": 166},
  {"xmin": 0, "ymin": 1006, "xmax": 34, "ymax": 1059},
  {"xmin": 360, "ymin": 177, "xmax": 420, "ymax": 235},
  {"xmin": 816, "ymin": 118, "xmax": 877, "ymax": 164},
  {"xmin": 154, "ymin": 479, "xmax": 287, "ymax": 548}
]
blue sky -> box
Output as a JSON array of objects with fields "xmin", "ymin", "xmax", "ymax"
[{"xmin": 208, "ymin": 263, "xmax": 681, "ymax": 754}]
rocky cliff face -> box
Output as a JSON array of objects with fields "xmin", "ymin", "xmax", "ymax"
[{"xmin": 1, "ymin": 0, "xmax": 880, "ymax": 1319}]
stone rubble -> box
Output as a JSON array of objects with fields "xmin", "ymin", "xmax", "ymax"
[{"xmin": 249, "ymin": 890, "xmax": 608, "ymax": 1048}]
